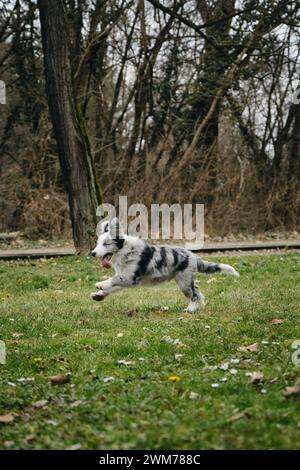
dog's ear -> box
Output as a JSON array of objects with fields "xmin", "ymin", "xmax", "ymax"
[
  {"xmin": 109, "ymin": 217, "xmax": 123, "ymax": 239},
  {"xmin": 96, "ymin": 219, "xmax": 109, "ymax": 236}
]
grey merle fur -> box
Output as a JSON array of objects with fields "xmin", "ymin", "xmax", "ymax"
[{"xmin": 91, "ymin": 218, "xmax": 240, "ymax": 313}]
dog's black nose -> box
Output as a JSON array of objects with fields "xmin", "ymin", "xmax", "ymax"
[{"xmin": 91, "ymin": 251, "xmax": 96, "ymax": 257}]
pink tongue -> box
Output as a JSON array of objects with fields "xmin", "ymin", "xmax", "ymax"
[{"xmin": 101, "ymin": 257, "xmax": 112, "ymax": 269}]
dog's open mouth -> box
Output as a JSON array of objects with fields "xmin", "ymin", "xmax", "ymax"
[{"xmin": 101, "ymin": 253, "xmax": 113, "ymax": 269}]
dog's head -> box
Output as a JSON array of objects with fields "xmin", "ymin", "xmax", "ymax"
[{"xmin": 91, "ymin": 218, "xmax": 125, "ymax": 269}]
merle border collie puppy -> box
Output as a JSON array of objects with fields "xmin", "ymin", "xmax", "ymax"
[{"xmin": 91, "ymin": 218, "xmax": 239, "ymax": 313}]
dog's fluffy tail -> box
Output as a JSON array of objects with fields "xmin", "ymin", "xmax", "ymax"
[{"xmin": 197, "ymin": 258, "xmax": 240, "ymax": 277}]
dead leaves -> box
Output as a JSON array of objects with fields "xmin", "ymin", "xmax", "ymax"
[
  {"xmin": 32, "ymin": 400, "xmax": 48, "ymax": 409},
  {"xmin": 161, "ymin": 336, "xmax": 186, "ymax": 348},
  {"xmin": 283, "ymin": 379, "xmax": 300, "ymax": 398},
  {"xmin": 239, "ymin": 342, "xmax": 259, "ymax": 352},
  {"xmin": 227, "ymin": 411, "xmax": 247, "ymax": 423},
  {"xmin": 174, "ymin": 339, "xmax": 185, "ymax": 349},
  {"xmin": 270, "ymin": 318, "xmax": 284, "ymax": 325},
  {"xmin": 117, "ymin": 360, "xmax": 134, "ymax": 366},
  {"xmin": 247, "ymin": 371, "xmax": 264, "ymax": 384},
  {"xmin": 70, "ymin": 400, "xmax": 83, "ymax": 408},
  {"xmin": 50, "ymin": 374, "xmax": 70, "ymax": 386},
  {"xmin": 0, "ymin": 414, "xmax": 14, "ymax": 424}
]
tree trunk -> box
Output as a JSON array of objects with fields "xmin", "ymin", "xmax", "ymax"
[{"xmin": 38, "ymin": 0, "xmax": 102, "ymax": 254}]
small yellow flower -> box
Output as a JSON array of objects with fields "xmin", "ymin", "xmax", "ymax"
[
  {"xmin": 33, "ymin": 357, "xmax": 45, "ymax": 365},
  {"xmin": 168, "ymin": 375, "xmax": 181, "ymax": 383}
]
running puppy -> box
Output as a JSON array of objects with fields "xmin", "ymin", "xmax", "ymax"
[{"xmin": 91, "ymin": 218, "xmax": 239, "ymax": 312}]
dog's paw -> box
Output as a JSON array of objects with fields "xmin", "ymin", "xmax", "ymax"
[
  {"xmin": 185, "ymin": 298, "xmax": 205, "ymax": 313},
  {"xmin": 90, "ymin": 291, "xmax": 106, "ymax": 301}
]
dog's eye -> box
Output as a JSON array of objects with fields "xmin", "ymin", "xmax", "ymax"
[{"xmin": 103, "ymin": 242, "xmax": 112, "ymax": 247}]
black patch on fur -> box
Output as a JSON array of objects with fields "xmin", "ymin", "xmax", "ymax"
[
  {"xmin": 155, "ymin": 246, "xmax": 167, "ymax": 270},
  {"xmin": 205, "ymin": 263, "xmax": 221, "ymax": 274},
  {"xmin": 103, "ymin": 222, "xmax": 109, "ymax": 232},
  {"xmin": 176, "ymin": 255, "xmax": 189, "ymax": 272},
  {"xmin": 133, "ymin": 245, "xmax": 155, "ymax": 284},
  {"xmin": 172, "ymin": 249, "xmax": 178, "ymax": 266},
  {"xmin": 114, "ymin": 238, "xmax": 125, "ymax": 250}
]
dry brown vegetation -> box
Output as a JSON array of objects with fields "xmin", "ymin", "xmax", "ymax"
[{"xmin": 1, "ymin": 1, "xmax": 299, "ymax": 241}]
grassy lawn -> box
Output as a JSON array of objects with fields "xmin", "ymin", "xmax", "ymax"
[{"xmin": 0, "ymin": 252, "xmax": 300, "ymax": 450}]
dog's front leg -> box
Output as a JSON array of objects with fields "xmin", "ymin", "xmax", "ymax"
[
  {"xmin": 91, "ymin": 275, "xmax": 132, "ymax": 302},
  {"xmin": 95, "ymin": 280, "xmax": 110, "ymax": 290}
]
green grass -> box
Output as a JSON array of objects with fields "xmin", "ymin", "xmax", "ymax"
[{"xmin": 0, "ymin": 253, "xmax": 300, "ymax": 450}]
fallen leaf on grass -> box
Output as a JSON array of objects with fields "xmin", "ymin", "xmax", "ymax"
[
  {"xmin": 70, "ymin": 400, "xmax": 83, "ymax": 408},
  {"xmin": 161, "ymin": 335, "xmax": 173, "ymax": 343},
  {"xmin": 174, "ymin": 339, "xmax": 186, "ymax": 349},
  {"xmin": 247, "ymin": 371, "xmax": 264, "ymax": 384},
  {"xmin": 175, "ymin": 353, "xmax": 183, "ymax": 361},
  {"xmin": 7, "ymin": 382, "xmax": 16, "ymax": 387},
  {"xmin": 17, "ymin": 377, "xmax": 35, "ymax": 383},
  {"xmin": 50, "ymin": 374, "xmax": 70, "ymax": 386},
  {"xmin": 270, "ymin": 318, "xmax": 284, "ymax": 325},
  {"xmin": 4, "ymin": 441, "xmax": 14, "ymax": 448},
  {"xmin": 269, "ymin": 377, "xmax": 278, "ymax": 385},
  {"xmin": 0, "ymin": 414, "xmax": 14, "ymax": 424},
  {"xmin": 118, "ymin": 360, "xmax": 135, "ymax": 366},
  {"xmin": 103, "ymin": 376, "xmax": 114, "ymax": 383},
  {"xmin": 161, "ymin": 336, "xmax": 186, "ymax": 348},
  {"xmin": 12, "ymin": 332, "xmax": 23, "ymax": 339},
  {"xmin": 239, "ymin": 343, "xmax": 259, "ymax": 352},
  {"xmin": 32, "ymin": 400, "xmax": 48, "ymax": 409},
  {"xmin": 227, "ymin": 411, "xmax": 246, "ymax": 422},
  {"xmin": 47, "ymin": 420, "xmax": 58, "ymax": 427},
  {"xmin": 283, "ymin": 379, "xmax": 300, "ymax": 398},
  {"xmin": 189, "ymin": 391, "xmax": 200, "ymax": 400},
  {"xmin": 68, "ymin": 443, "xmax": 82, "ymax": 450},
  {"xmin": 230, "ymin": 358, "xmax": 240, "ymax": 364},
  {"xmin": 84, "ymin": 345, "xmax": 93, "ymax": 352},
  {"xmin": 211, "ymin": 383, "xmax": 220, "ymax": 388},
  {"xmin": 220, "ymin": 361, "xmax": 229, "ymax": 370}
]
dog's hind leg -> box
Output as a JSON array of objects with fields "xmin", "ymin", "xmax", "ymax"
[{"xmin": 175, "ymin": 273, "xmax": 205, "ymax": 313}]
